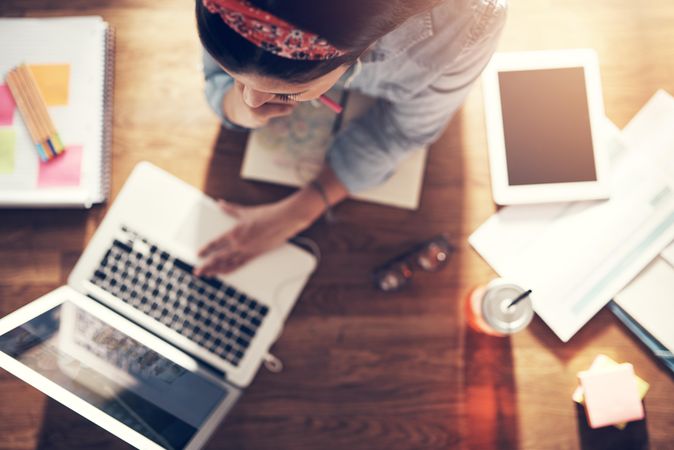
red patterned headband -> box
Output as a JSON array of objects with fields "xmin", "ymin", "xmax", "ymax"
[{"xmin": 203, "ymin": 0, "xmax": 347, "ymax": 61}]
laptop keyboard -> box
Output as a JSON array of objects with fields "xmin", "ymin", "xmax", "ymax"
[{"xmin": 88, "ymin": 226, "xmax": 269, "ymax": 367}]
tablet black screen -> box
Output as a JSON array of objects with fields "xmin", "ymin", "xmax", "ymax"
[{"xmin": 498, "ymin": 67, "xmax": 597, "ymax": 186}]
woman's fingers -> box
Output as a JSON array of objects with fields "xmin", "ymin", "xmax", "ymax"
[
  {"xmin": 195, "ymin": 251, "xmax": 249, "ymax": 276},
  {"xmin": 212, "ymin": 253, "xmax": 248, "ymax": 274},
  {"xmin": 198, "ymin": 203, "xmax": 247, "ymax": 257},
  {"xmin": 195, "ymin": 197, "xmax": 301, "ymax": 277},
  {"xmin": 195, "ymin": 252, "xmax": 222, "ymax": 277},
  {"xmin": 196, "ymin": 225, "xmax": 250, "ymax": 275},
  {"xmin": 224, "ymin": 83, "xmax": 294, "ymax": 128},
  {"xmin": 198, "ymin": 232, "xmax": 232, "ymax": 258},
  {"xmin": 218, "ymin": 199, "xmax": 243, "ymax": 218},
  {"xmin": 254, "ymin": 102, "xmax": 294, "ymax": 120}
]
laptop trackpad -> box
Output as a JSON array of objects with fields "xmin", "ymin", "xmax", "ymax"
[{"xmin": 173, "ymin": 199, "xmax": 236, "ymax": 253}]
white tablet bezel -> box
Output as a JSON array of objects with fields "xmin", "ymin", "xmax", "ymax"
[{"xmin": 482, "ymin": 49, "xmax": 610, "ymax": 205}]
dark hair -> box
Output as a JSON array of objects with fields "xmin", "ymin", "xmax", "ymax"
[{"xmin": 196, "ymin": 0, "xmax": 436, "ymax": 84}]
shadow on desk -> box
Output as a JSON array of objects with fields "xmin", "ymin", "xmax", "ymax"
[
  {"xmin": 200, "ymin": 127, "xmax": 292, "ymax": 204},
  {"xmin": 575, "ymin": 403, "xmax": 649, "ymax": 450},
  {"xmin": 463, "ymin": 328, "xmax": 520, "ymax": 449},
  {"xmin": 525, "ymin": 312, "xmax": 612, "ymax": 366}
]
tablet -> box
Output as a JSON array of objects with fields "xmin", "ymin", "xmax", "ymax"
[{"xmin": 482, "ymin": 49, "xmax": 610, "ymax": 205}]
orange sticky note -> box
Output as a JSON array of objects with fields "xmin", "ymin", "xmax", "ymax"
[
  {"xmin": 28, "ymin": 64, "xmax": 70, "ymax": 106},
  {"xmin": 37, "ymin": 145, "xmax": 82, "ymax": 187}
]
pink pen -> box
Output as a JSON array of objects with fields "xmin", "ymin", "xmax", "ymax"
[{"xmin": 319, "ymin": 94, "xmax": 343, "ymax": 114}]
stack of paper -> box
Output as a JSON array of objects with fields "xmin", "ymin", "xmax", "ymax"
[
  {"xmin": 573, "ymin": 354, "xmax": 648, "ymax": 429},
  {"xmin": 469, "ymin": 91, "xmax": 674, "ymax": 341},
  {"xmin": 609, "ymin": 94, "xmax": 674, "ymax": 371}
]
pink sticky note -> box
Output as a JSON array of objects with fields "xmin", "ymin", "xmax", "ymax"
[
  {"xmin": 37, "ymin": 145, "xmax": 83, "ymax": 188},
  {"xmin": 0, "ymin": 84, "xmax": 16, "ymax": 126},
  {"xmin": 578, "ymin": 363, "xmax": 644, "ymax": 429}
]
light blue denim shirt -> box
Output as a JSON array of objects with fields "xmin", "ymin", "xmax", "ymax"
[{"xmin": 203, "ymin": 0, "xmax": 507, "ymax": 193}]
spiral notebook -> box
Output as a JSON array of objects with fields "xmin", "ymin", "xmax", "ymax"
[{"xmin": 0, "ymin": 17, "xmax": 114, "ymax": 208}]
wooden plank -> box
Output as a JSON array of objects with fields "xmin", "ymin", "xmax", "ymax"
[
  {"xmin": 0, "ymin": 0, "xmax": 672, "ymax": 449},
  {"xmin": 0, "ymin": 252, "xmax": 61, "ymax": 285}
]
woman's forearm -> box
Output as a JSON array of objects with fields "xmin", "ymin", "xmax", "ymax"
[{"xmin": 283, "ymin": 164, "xmax": 349, "ymax": 229}]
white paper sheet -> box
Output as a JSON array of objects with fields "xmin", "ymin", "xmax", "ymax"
[
  {"xmin": 614, "ymin": 258, "xmax": 674, "ymax": 352},
  {"xmin": 469, "ymin": 90, "xmax": 674, "ymax": 342},
  {"xmin": 662, "ymin": 241, "xmax": 674, "ymax": 267}
]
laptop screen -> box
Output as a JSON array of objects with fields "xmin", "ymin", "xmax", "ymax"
[{"xmin": 0, "ymin": 301, "xmax": 229, "ymax": 450}]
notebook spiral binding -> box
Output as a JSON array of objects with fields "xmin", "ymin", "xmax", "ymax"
[{"xmin": 99, "ymin": 25, "xmax": 115, "ymax": 205}]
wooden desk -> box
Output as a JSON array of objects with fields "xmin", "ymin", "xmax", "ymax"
[{"xmin": 1, "ymin": 1, "xmax": 673, "ymax": 449}]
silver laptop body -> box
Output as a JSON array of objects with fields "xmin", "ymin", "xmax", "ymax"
[{"xmin": 0, "ymin": 162, "xmax": 316, "ymax": 449}]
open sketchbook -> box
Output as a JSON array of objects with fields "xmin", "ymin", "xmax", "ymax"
[
  {"xmin": 0, "ymin": 17, "xmax": 114, "ymax": 208},
  {"xmin": 241, "ymin": 91, "xmax": 428, "ymax": 210}
]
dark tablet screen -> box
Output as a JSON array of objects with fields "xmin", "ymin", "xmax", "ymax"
[{"xmin": 498, "ymin": 67, "xmax": 597, "ymax": 186}]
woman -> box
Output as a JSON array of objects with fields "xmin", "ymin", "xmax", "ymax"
[{"xmin": 195, "ymin": 0, "xmax": 506, "ymax": 275}]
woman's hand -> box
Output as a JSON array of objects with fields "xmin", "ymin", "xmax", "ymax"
[
  {"xmin": 195, "ymin": 197, "xmax": 316, "ymax": 276},
  {"xmin": 223, "ymin": 81, "xmax": 295, "ymax": 128},
  {"xmin": 195, "ymin": 166, "xmax": 349, "ymax": 276}
]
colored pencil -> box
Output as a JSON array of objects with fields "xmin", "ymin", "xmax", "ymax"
[
  {"xmin": 319, "ymin": 94, "xmax": 343, "ymax": 114},
  {"xmin": 5, "ymin": 64, "xmax": 65, "ymax": 161},
  {"xmin": 5, "ymin": 71, "xmax": 47, "ymax": 159},
  {"xmin": 7, "ymin": 68, "xmax": 50, "ymax": 156},
  {"xmin": 8, "ymin": 66, "xmax": 60, "ymax": 159},
  {"xmin": 17, "ymin": 64, "xmax": 64, "ymax": 156},
  {"xmin": 330, "ymin": 89, "xmax": 349, "ymax": 135}
]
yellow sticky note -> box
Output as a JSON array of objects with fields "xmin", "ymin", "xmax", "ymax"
[
  {"xmin": 28, "ymin": 64, "xmax": 70, "ymax": 106},
  {"xmin": 0, "ymin": 128, "xmax": 16, "ymax": 174},
  {"xmin": 572, "ymin": 354, "xmax": 649, "ymax": 429}
]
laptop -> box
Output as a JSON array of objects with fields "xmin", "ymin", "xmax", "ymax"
[{"xmin": 0, "ymin": 162, "xmax": 317, "ymax": 450}]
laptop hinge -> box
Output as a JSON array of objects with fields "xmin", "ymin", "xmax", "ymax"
[{"xmin": 85, "ymin": 292, "xmax": 230, "ymax": 381}]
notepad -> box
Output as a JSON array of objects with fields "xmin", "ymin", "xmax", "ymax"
[
  {"xmin": 572, "ymin": 354, "xmax": 649, "ymax": 429},
  {"xmin": 0, "ymin": 129, "xmax": 16, "ymax": 174},
  {"xmin": 38, "ymin": 145, "xmax": 82, "ymax": 187},
  {"xmin": 28, "ymin": 64, "xmax": 70, "ymax": 106},
  {"xmin": 0, "ymin": 84, "xmax": 15, "ymax": 126},
  {"xmin": 0, "ymin": 17, "xmax": 114, "ymax": 208},
  {"xmin": 241, "ymin": 91, "xmax": 428, "ymax": 210},
  {"xmin": 614, "ymin": 258, "xmax": 674, "ymax": 355},
  {"xmin": 578, "ymin": 362, "xmax": 644, "ymax": 429}
]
